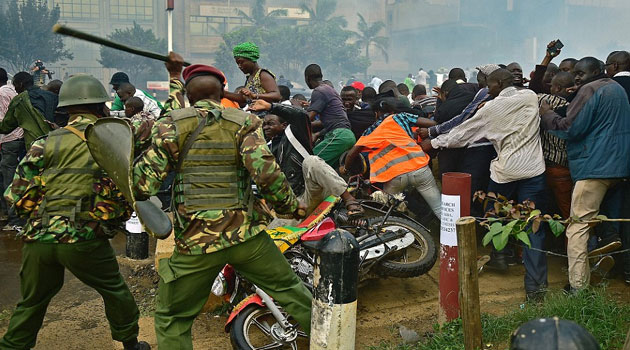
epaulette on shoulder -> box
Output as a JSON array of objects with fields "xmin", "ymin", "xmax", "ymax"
[
  {"xmin": 169, "ymin": 107, "xmax": 200, "ymax": 121},
  {"xmin": 221, "ymin": 108, "xmax": 248, "ymax": 126}
]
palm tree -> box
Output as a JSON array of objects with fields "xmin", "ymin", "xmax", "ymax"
[
  {"xmin": 299, "ymin": 0, "xmax": 347, "ymax": 28},
  {"xmin": 354, "ymin": 13, "xmax": 389, "ymax": 78},
  {"xmin": 236, "ymin": 0, "xmax": 288, "ymax": 29}
]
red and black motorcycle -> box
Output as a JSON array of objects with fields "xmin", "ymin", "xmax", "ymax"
[{"xmin": 213, "ymin": 178, "xmax": 438, "ymax": 349}]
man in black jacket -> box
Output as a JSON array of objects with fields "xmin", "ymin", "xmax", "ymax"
[
  {"xmin": 251, "ymin": 99, "xmax": 363, "ymax": 219},
  {"xmin": 605, "ymin": 50, "xmax": 630, "ymax": 100},
  {"xmin": 433, "ymin": 79, "xmax": 477, "ymax": 176},
  {"xmin": 340, "ymin": 86, "xmax": 376, "ymax": 140},
  {"xmin": 604, "ymin": 50, "xmax": 630, "ymax": 285}
]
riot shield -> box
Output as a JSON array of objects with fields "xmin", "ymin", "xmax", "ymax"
[{"xmin": 85, "ymin": 118, "xmax": 172, "ymax": 239}]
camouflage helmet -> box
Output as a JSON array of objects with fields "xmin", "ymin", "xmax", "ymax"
[{"xmin": 58, "ymin": 74, "xmax": 110, "ymax": 108}]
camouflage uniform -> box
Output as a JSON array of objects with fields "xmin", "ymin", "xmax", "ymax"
[
  {"xmin": 0, "ymin": 113, "xmax": 143, "ymax": 350},
  {"xmin": 136, "ymin": 77, "xmax": 311, "ymax": 349}
]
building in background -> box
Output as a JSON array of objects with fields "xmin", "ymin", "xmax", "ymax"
[
  {"xmin": 173, "ymin": 0, "xmax": 312, "ymax": 63},
  {"xmin": 383, "ymin": 0, "xmax": 630, "ymax": 79},
  {"xmin": 33, "ymin": 0, "xmax": 318, "ymax": 89},
  {"xmin": 37, "ymin": 0, "xmax": 166, "ymax": 86},
  {"xmin": 4, "ymin": 0, "xmax": 630, "ymax": 88}
]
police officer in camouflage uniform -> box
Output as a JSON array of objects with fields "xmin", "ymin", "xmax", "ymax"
[
  {"xmin": 0, "ymin": 75, "xmax": 150, "ymax": 350},
  {"xmin": 133, "ymin": 52, "xmax": 312, "ymax": 348}
]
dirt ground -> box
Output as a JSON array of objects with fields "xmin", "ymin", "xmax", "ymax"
[{"xmin": 0, "ymin": 231, "xmax": 629, "ymax": 350}]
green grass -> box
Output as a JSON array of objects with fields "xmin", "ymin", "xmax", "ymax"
[
  {"xmin": 367, "ymin": 288, "xmax": 630, "ymax": 350},
  {"xmin": 0, "ymin": 309, "xmax": 13, "ymax": 323}
]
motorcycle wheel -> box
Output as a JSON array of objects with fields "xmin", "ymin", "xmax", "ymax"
[
  {"xmin": 368, "ymin": 215, "xmax": 437, "ymax": 278},
  {"xmin": 229, "ymin": 304, "xmax": 308, "ymax": 350}
]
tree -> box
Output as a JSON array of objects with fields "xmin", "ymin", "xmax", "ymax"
[
  {"xmin": 214, "ymin": 27, "xmax": 264, "ymax": 82},
  {"xmin": 0, "ymin": 0, "xmax": 73, "ymax": 73},
  {"xmin": 236, "ymin": 0, "xmax": 288, "ymax": 29},
  {"xmin": 99, "ymin": 22, "xmax": 167, "ymax": 87},
  {"xmin": 354, "ymin": 13, "xmax": 389, "ymax": 78},
  {"xmin": 214, "ymin": 23, "xmax": 368, "ymax": 87},
  {"xmin": 214, "ymin": 0, "xmax": 368, "ymax": 87},
  {"xmin": 355, "ymin": 13, "xmax": 389, "ymax": 62},
  {"xmin": 299, "ymin": 0, "xmax": 347, "ymax": 28}
]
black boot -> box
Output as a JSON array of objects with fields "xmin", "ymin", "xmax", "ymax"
[
  {"xmin": 123, "ymin": 338, "xmax": 151, "ymax": 350},
  {"xmin": 486, "ymin": 250, "xmax": 508, "ymax": 271}
]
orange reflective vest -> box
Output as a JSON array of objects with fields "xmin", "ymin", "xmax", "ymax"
[
  {"xmin": 356, "ymin": 116, "xmax": 430, "ymax": 183},
  {"xmin": 221, "ymin": 98, "xmax": 240, "ymax": 109}
]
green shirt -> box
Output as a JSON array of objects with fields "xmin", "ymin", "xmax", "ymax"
[
  {"xmin": 132, "ymin": 78, "xmax": 298, "ymax": 255},
  {"xmin": 111, "ymin": 89, "xmax": 164, "ymax": 111},
  {"xmin": 0, "ymin": 91, "xmax": 53, "ymax": 149}
]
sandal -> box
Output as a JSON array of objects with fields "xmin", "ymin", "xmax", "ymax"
[{"xmin": 345, "ymin": 200, "xmax": 365, "ymax": 220}]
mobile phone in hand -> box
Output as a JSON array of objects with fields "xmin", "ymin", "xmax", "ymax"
[{"xmin": 547, "ymin": 39, "xmax": 564, "ymax": 56}]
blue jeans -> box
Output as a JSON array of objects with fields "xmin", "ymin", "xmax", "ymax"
[{"xmin": 487, "ymin": 174, "xmax": 548, "ymax": 293}]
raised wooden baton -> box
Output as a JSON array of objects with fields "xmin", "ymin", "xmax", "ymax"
[{"xmin": 52, "ymin": 24, "xmax": 191, "ymax": 66}]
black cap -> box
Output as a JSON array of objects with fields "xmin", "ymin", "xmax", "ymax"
[
  {"xmin": 109, "ymin": 72, "xmax": 130, "ymax": 85},
  {"xmin": 510, "ymin": 318, "xmax": 600, "ymax": 350}
]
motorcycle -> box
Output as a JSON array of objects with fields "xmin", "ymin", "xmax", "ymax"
[{"xmin": 213, "ymin": 176, "xmax": 438, "ymax": 349}]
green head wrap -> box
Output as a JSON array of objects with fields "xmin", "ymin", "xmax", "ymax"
[{"xmin": 233, "ymin": 42, "xmax": 260, "ymax": 62}]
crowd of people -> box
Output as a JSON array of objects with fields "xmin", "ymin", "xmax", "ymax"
[{"xmin": 0, "ymin": 39, "xmax": 629, "ymax": 349}]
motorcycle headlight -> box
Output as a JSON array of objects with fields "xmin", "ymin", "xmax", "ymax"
[{"xmin": 211, "ymin": 272, "xmax": 227, "ymax": 296}]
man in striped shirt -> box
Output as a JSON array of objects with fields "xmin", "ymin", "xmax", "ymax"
[
  {"xmin": 422, "ymin": 69, "xmax": 548, "ymax": 301},
  {"xmin": 541, "ymin": 57, "xmax": 630, "ymax": 291}
]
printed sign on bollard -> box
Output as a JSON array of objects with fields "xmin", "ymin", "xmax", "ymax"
[{"xmin": 438, "ymin": 172, "xmax": 471, "ymax": 324}]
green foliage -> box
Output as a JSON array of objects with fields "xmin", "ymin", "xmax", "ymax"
[
  {"xmin": 0, "ymin": 308, "xmax": 13, "ymax": 322},
  {"xmin": 299, "ymin": 0, "xmax": 347, "ymax": 28},
  {"xmin": 0, "ymin": 0, "xmax": 73, "ymax": 72},
  {"xmin": 355, "ymin": 13, "xmax": 389, "ymax": 62},
  {"xmin": 98, "ymin": 22, "xmax": 167, "ymax": 88},
  {"xmin": 368, "ymin": 288, "xmax": 630, "ymax": 350},
  {"xmin": 215, "ymin": 0, "xmax": 369, "ymax": 84},
  {"xmin": 236, "ymin": 0, "xmax": 287, "ymax": 29},
  {"xmin": 548, "ymin": 218, "xmax": 565, "ymax": 237},
  {"xmin": 474, "ymin": 191, "xmax": 565, "ymax": 250}
]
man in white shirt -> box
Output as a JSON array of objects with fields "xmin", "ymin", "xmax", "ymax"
[
  {"xmin": 369, "ymin": 75, "xmax": 383, "ymax": 91},
  {"xmin": 415, "ymin": 68, "xmax": 429, "ymax": 88},
  {"xmin": 422, "ymin": 69, "xmax": 548, "ymax": 301},
  {"xmin": 116, "ymin": 82, "xmax": 162, "ymax": 119}
]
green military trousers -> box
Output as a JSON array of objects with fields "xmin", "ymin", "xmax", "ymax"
[
  {"xmin": 155, "ymin": 231, "xmax": 312, "ymax": 349},
  {"xmin": 0, "ymin": 239, "xmax": 140, "ymax": 350}
]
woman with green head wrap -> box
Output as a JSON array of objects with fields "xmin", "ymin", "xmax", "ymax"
[{"xmin": 224, "ymin": 41, "xmax": 282, "ymax": 106}]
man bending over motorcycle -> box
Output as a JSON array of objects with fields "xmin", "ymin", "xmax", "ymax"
[
  {"xmin": 341, "ymin": 97, "xmax": 442, "ymax": 219},
  {"xmin": 250, "ymin": 99, "xmax": 364, "ymax": 219}
]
